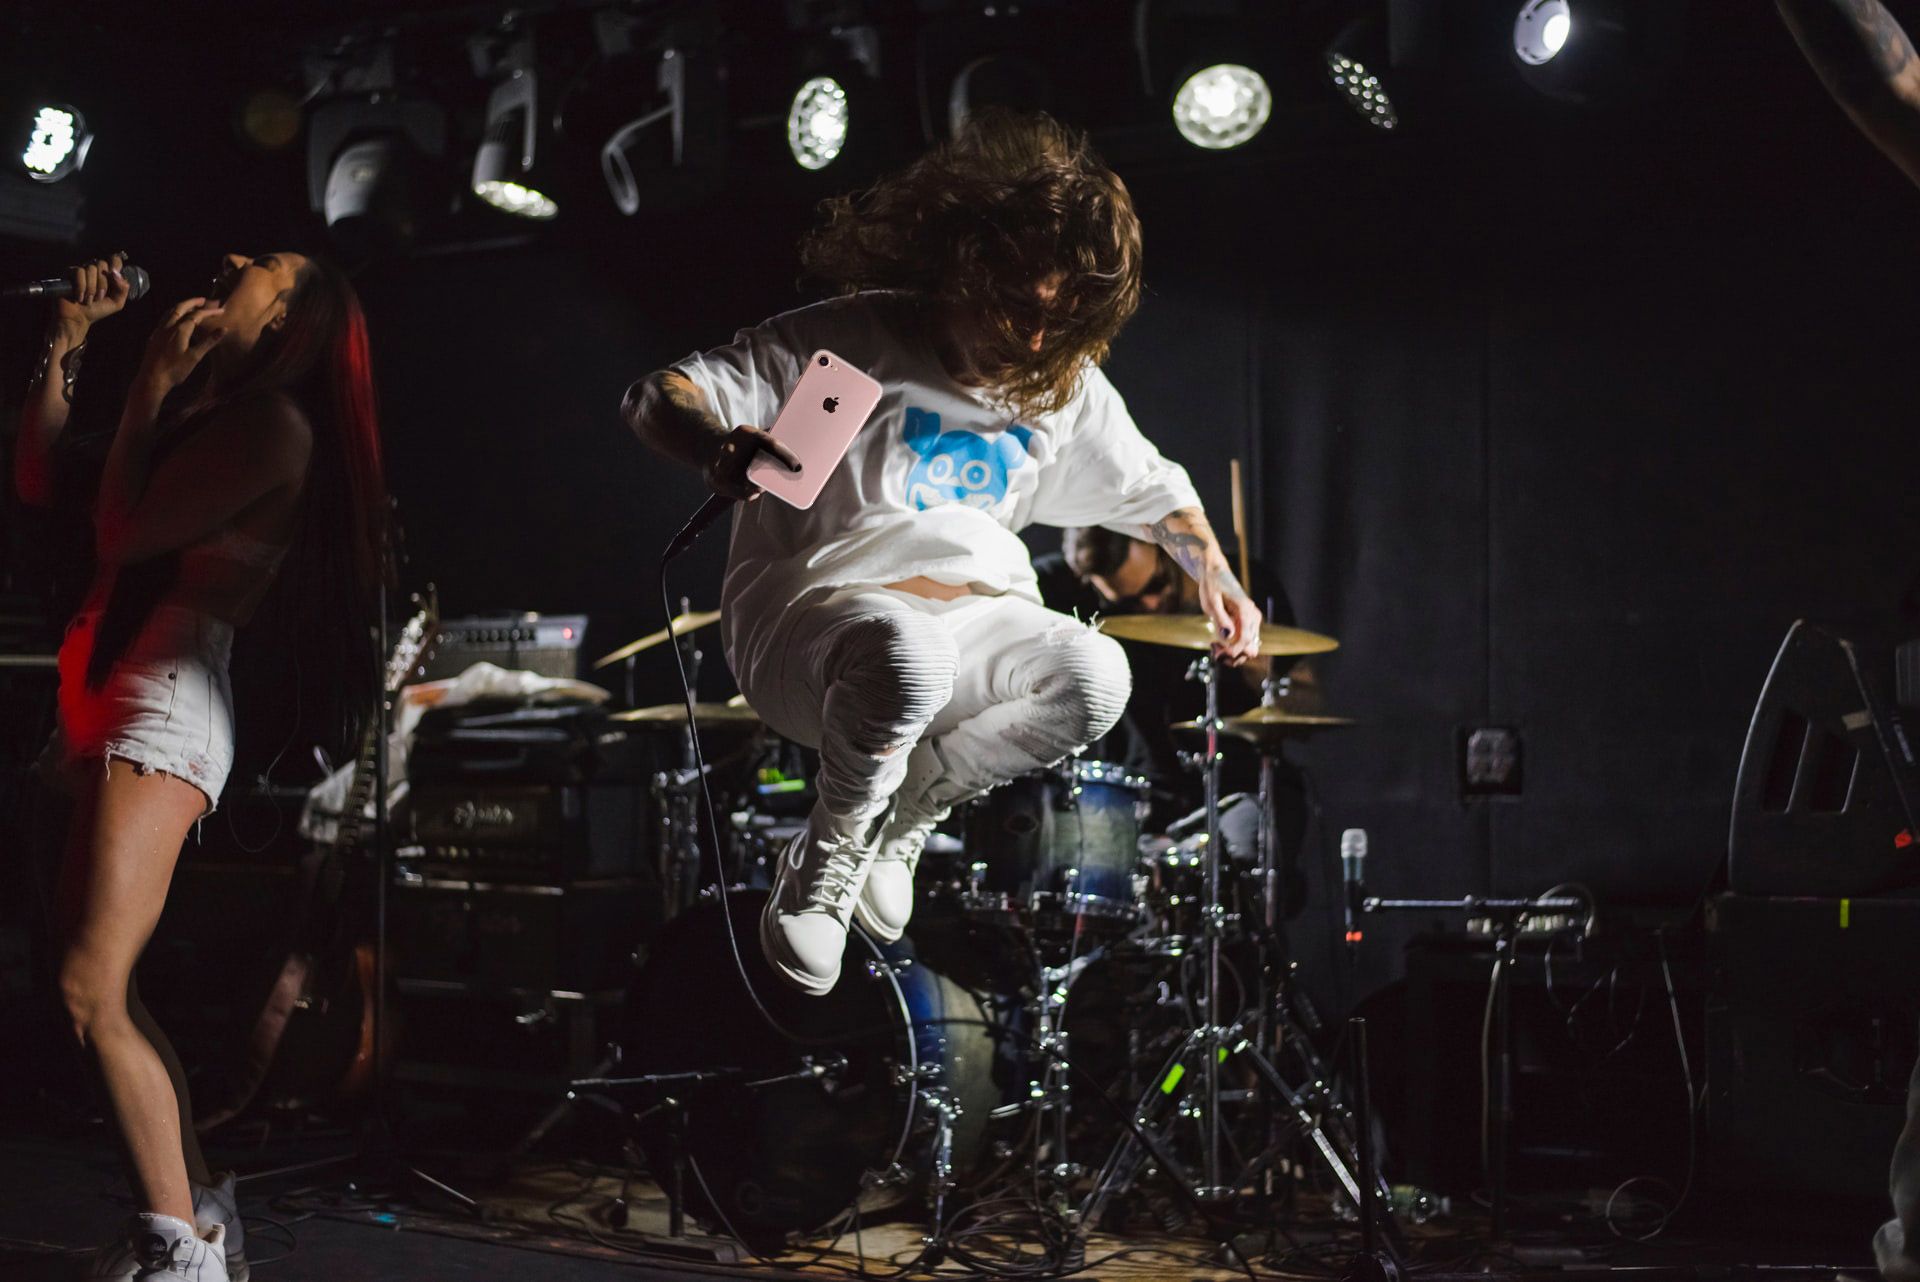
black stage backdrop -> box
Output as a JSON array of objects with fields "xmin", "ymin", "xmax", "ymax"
[{"xmin": 5, "ymin": 7, "xmax": 1920, "ymax": 1007}]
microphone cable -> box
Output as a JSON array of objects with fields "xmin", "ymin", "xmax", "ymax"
[{"xmin": 657, "ymin": 501, "xmax": 833, "ymax": 1049}]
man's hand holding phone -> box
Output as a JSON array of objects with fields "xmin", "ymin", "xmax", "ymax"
[{"xmin": 705, "ymin": 425, "xmax": 802, "ymax": 501}]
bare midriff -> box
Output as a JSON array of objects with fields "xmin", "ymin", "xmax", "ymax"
[
  {"xmin": 79, "ymin": 492, "xmax": 299, "ymax": 627},
  {"xmin": 883, "ymin": 576, "xmax": 983, "ymax": 601}
]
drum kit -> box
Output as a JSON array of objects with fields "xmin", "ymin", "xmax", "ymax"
[{"xmin": 578, "ymin": 605, "xmax": 1399, "ymax": 1265}]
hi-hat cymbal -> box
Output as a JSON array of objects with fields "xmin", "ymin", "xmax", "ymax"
[
  {"xmin": 1173, "ymin": 709, "xmax": 1357, "ymax": 746},
  {"xmin": 611, "ymin": 701, "xmax": 762, "ymax": 726},
  {"xmin": 594, "ymin": 610, "xmax": 722, "ymax": 669},
  {"xmin": 1097, "ymin": 613, "xmax": 1339, "ymax": 657}
]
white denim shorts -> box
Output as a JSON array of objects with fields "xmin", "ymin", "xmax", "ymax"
[{"xmin": 39, "ymin": 605, "xmax": 237, "ymax": 815}]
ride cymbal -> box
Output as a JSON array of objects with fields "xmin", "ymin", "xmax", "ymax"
[
  {"xmin": 1097, "ymin": 614, "xmax": 1339, "ymax": 656},
  {"xmin": 611, "ymin": 701, "xmax": 762, "ymax": 726},
  {"xmin": 594, "ymin": 609, "xmax": 722, "ymax": 669}
]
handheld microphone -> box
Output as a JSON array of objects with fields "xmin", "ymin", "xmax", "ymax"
[
  {"xmin": 662, "ymin": 493, "xmax": 736, "ymax": 562},
  {"xmin": 1340, "ymin": 827, "xmax": 1368, "ymax": 950},
  {"xmin": 3, "ymin": 263, "xmax": 151, "ymax": 301}
]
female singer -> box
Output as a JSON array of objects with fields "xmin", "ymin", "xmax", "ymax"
[{"xmin": 14, "ymin": 250, "xmax": 387, "ymax": 1281}]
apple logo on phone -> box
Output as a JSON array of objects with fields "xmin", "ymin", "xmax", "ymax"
[{"xmin": 822, "ymin": 396, "xmax": 840, "ymax": 414}]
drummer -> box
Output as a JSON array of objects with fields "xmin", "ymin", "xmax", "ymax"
[{"xmin": 1034, "ymin": 527, "xmax": 1316, "ymax": 848}]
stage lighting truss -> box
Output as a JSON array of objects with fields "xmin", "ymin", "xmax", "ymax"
[
  {"xmin": 21, "ymin": 104, "xmax": 89, "ymax": 182},
  {"xmin": 1513, "ymin": 0, "xmax": 1572, "ymax": 67},
  {"xmin": 1171, "ymin": 63, "xmax": 1271, "ymax": 150},
  {"xmin": 788, "ymin": 75, "xmax": 849, "ymax": 170},
  {"xmin": 1324, "ymin": 53, "xmax": 1397, "ymax": 130},
  {"xmin": 473, "ymin": 69, "xmax": 558, "ymax": 219}
]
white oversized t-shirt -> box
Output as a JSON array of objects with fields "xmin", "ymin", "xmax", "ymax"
[{"xmin": 673, "ymin": 292, "xmax": 1201, "ymax": 672}]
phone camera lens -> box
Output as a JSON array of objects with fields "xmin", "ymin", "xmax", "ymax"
[{"xmin": 818, "ymin": 355, "xmax": 829, "ymax": 366}]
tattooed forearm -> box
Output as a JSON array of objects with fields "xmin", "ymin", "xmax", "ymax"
[
  {"xmin": 1143, "ymin": 507, "xmax": 1254, "ymax": 602},
  {"xmin": 622, "ymin": 369, "xmax": 728, "ymax": 471},
  {"xmin": 1781, "ymin": 0, "xmax": 1920, "ymax": 108},
  {"xmin": 1146, "ymin": 507, "xmax": 1212, "ymax": 579}
]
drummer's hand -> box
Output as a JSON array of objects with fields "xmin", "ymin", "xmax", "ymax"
[
  {"xmin": 1200, "ymin": 572, "xmax": 1262, "ymax": 665},
  {"xmin": 705, "ymin": 425, "xmax": 801, "ymax": 501}
]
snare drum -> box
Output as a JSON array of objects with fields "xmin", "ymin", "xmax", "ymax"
[{"xmin": 961, "ymin": 759, "xmax": 1150, "ymax": 934}]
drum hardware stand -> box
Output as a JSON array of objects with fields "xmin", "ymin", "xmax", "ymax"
[
  {"xmin": 1076, "ymin": 654, "xmax": 1404, "ymax": 1256},
  {"xmin": 1358, "ymin": 894, "xmax": 1584, "ymax": 1239},
  {"xmin": 565, "ymin": 1059, "xmax": 845, "ymax": 1263}
]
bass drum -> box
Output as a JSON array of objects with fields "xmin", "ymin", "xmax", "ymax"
[{"xmin": 624, "ymin": 891, "xmax": 1002, "ymax": 1247}]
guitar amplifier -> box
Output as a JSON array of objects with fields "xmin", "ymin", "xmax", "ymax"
[
  {"xmin": 408, "ymin": 781, "xmax": 651, "ymax": 884},
  {"xmin": 388, "ymin": 876, "xmax": 650, "ymax": 994},
  {"xmin": 420, "ymin": 612, "xmax": 588, "ymax": 681}
]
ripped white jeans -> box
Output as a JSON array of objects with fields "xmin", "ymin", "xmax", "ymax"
[{"xmin": 738, "ymin": 587, "xmax": 1132, "ymax": 845}]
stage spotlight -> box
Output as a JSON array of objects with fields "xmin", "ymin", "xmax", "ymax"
[
  {"xmin": 306, "ymin": 94, "xmax": 446, "ymax": 257},
  {"xmin": 324, "ymin": 137, "xmax": 417, "ymax": 240},
  {"xmin": 1324, "ymin": 54, "xmax": 1397, "ymax": 130},
  {"xmin": 473, "ymin": 70, "xmax": 558, "ymax": 220},
  {"xmin": 20, "ymin": 104, "xmax": 89, "ymax": 182},
  {"xmin": 787, "ymin": 76, "xmax": 849, "ymax": 170},
  {"xmin": 1509, "ymin": 0, "xmax": 1683, "ymax": 105},
  {"xmin": 597, "ymin": 42, "xmax": 727, "ymax": 215},
  {"xmin": 1171, "ymin": 64, "xmax": 1271, "ymax": 150},
  {"xmin": 1513, "ymin": 0, "xmax": 1572, "ymax": 67}
]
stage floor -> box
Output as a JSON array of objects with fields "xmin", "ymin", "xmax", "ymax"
[{"xmin": 0, "ymin": 1117, "xmax": 1886, "ymax": 1282}]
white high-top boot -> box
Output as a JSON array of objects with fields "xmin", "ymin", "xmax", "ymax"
[
  {"xmin": 88, "ymin": 1213, "xmax": 229, "ymax": 1281},
  {"xmin": 193, "ymin": 1172, "xmax": 248, "ymax": 1281}
]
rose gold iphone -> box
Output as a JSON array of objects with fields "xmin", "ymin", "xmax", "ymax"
[{"xmin": 747, "ymin": 349, "xmax": 883, "ymax": 510}]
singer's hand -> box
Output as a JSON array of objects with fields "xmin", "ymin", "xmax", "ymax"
[
  {"xmin": 134, "ymin": 296, "xmax": 227, "ymax": 396},
  {"xmin": 53, "ymin": 252, "xmax": 132, "ymax": 334},
  {"xmin": 705, "ymin": 425, "xmax": 801, "ymax": 501}
]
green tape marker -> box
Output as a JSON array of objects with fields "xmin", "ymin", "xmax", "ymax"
[
  {"xmin": 1841, "ymin": 898, "xmax": 1851, "ymax": 929},
  {"xmin": 1160, "ymin": 1063, "xmax": 1186, "ymax": 1095}
]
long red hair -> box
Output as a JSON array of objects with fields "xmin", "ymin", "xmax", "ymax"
[{"xmin": 261, "ymin": 256, "xmax": 391, "ymax": 752}]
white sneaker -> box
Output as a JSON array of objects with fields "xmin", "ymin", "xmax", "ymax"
[
  {"xmin": 760, "ymin": 826, "xmax": 875, "ymax": 995},
  {"xmin": 193, "ymin": 1173, "xmax": 248, "ymax": 1282},
  {"xmin": 89, "ymin": 1213, "xmax": 229, "ymax": 1281},
  {"xmin": 853, "ymin": 820, "xmax": 930, "ymax": 945}
]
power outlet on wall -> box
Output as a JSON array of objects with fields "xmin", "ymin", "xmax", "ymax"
[{"xmin": 1459, "ymin": 726, "xmax": 1522, "ymax": 797}]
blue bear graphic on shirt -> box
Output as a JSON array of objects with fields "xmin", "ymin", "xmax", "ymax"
[{"xmin": 902, "ymin": 407, "xmax": 1034, "ymax": 513}]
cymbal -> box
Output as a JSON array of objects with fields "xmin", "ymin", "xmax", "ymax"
[
  {"xmin": 1096, "ymin": 614, "xmax": 1338, "ymax": 657},
  {"xmin": 594, "ymin": 610, "xmax": 722, "ymax": 669},
  {"xmin": 611, "ymin": 701, "xmax": 762, "ymax": 726},
  {"xmin": 1174, "ymin": 708, "xmax": 1357, "ymax": 745}
]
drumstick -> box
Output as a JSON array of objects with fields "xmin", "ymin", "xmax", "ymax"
[{"xmin": 1229, "ymin": 458, "xmax": 1251, "ymax": 588}]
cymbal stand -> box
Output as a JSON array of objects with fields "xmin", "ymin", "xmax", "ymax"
[{"xmin": 1078, "ymin": 656, "xmax": 1405, "ymax": 1256}]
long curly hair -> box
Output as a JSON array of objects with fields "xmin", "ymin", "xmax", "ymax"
[{"xmin": 801, "ymin": 109, "xmax": 1142, "ymax": 418}]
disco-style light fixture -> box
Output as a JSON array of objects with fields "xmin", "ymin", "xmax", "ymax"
[
  {"xmin": 1513, "ymin": 0, "xmax": 1573, "ymax": 67},
  {"xmin": 21, "ymin": 104, "xmax": 89, "ymax": 182},
  {"xmin": 473, "ymin": 69, "xmax": 558, "ymax": 219},
  {"xmin": 1171, "ymin": 63, "xmax": 1271, "ymax": 150},
  {"xmin": 787, "ymin": 75, "xmax": 849, "ymax": 170},
  {"xmin": 1325, "ymin": 52, "xmax": 1398, "ymax": 131}
]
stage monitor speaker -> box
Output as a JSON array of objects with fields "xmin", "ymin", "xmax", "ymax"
[{"xmin": 1729, "ymin": 620, "xmax": 1920, "ymax": 897}]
